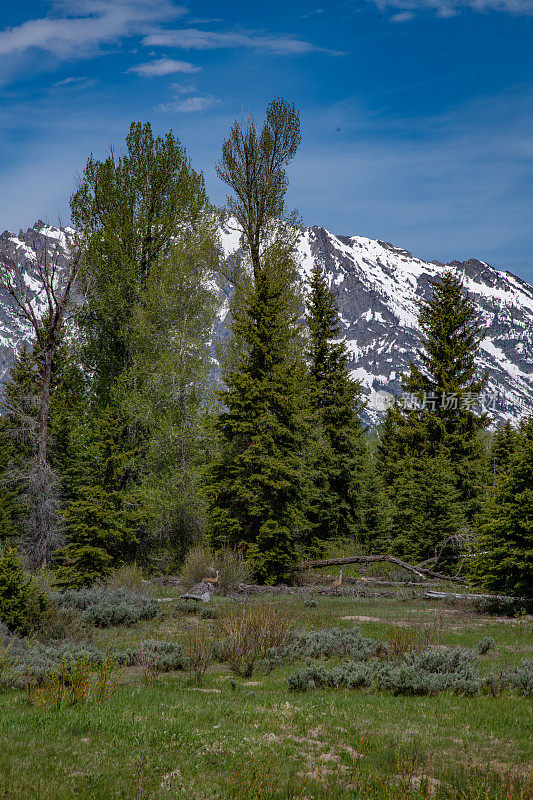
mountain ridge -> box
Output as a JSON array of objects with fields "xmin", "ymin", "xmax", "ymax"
[{"xmin": 1, "ymin": 219, "xmax": 532, "ymax": 425}]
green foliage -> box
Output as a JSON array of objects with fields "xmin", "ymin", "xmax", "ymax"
[
  {"xmin": 0, "ymin": 625, "xmax": 105, "ymax": 686},
  {"xmin": 207, "ymin": 100, "xmax": 310, "ymax": 584},
  {"xmin": 71, "ymin": 121, "xmax": 212, "ymax": 403},
  {"xmin": 179, "ymin": 545, "xmax": 253, "ymax": 592},
  {"xmin": 0, "ymin": 548, "xmax": 46, "ymax": 635},
  {"xmin": 476, "ymin": 637, "xmax": 494, "ymax": 655},
  {"xmin": 390, "ymin": 453, "xmax": 466, "ymax": 562},
  {"xmin": 53, "ymin": 409, "xmax": 140, "ymax": 588},
  {"xmin": 378, "ymin": 272, "xmax": 489, "ymax": 562},
  {"xmin": 208, "ymin": 247, "xmax": 310, "ymax": 583},
  {"xmin": 287, "ymin": 646, "xmax": 484, "ymax": 696},
  {"xmin": 470, "ymin": 417, "xmax": 533, "ymax": 597},
  {"xmin": 69, "ymin": 121, "xmax": 220, "ymax": 572},
  {"xmin": 116, "ymin": 640, "xmax": 186, "ymax": 671},
  {"xmin": 305, "ymin": 264, "xmax": 367, "ymax": 549},
  {"xmin": 173, "ymin": 599, "xmax": 203, "ymax": 615},
  {"xmin": 489, "ymin": 420, "xmax": 520, "ymax": 481},
  {"xmin": 54, "ymin": 485, "xmax": 134, "ymax": 589},
  {"xmin": 295, "ymin": 625, "xmax": 381, "ymax": 660},
  {"xmin": 49, "ymin": 587, "xmax": 158, "ymax": 627}
]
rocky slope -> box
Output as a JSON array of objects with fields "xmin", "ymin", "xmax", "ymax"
[{"xmin": 1, "ymin": 219, "xmax": 532, "ymax": 425}]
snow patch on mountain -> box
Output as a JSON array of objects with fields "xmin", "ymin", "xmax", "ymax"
[{"xmin": 1, "ymin": 219, "xmax": 532, "ymax": 425}]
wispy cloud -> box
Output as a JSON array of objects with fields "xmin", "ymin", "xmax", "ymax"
[
  {"xmin": 302, "ymin": 8, "xmax": 325, "ymax": 18},
  {"xmin": 370, "ymin": 0, "xmax": 533, "ymax": 19},
  {"xmin": 143, "ymin": 28, "xmax": 340, "ymax": 55},
  {"xmin": 52, "ymin": 75, "xmax": 97, "ymax": 89},
  {"xmin": 157, "ymin": 92, "xmax": 217, "ymax": 112},
  {"xmin": 128, "ymin": 57, "xmax": 200, "ymax": 76},
  {"xmin": 0, "ymin": 0, "xmax": 185, "ymax": 58},
  {"xmin": 391, "ymin": 11, "xmax": 416, "ymax": 20}
]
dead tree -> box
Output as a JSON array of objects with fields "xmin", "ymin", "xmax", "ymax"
[
  {"xmin": 297, "ymin": 554, "xmax": 466, "ymax": 583},
  {"xmin": 0, "ymin": 231, "xmax": 83, "ymax": 565}
]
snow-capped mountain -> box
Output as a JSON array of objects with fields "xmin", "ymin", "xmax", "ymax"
[{"xmin": 1, "ymin": 219, "xmax": 532, "ymax": 425}]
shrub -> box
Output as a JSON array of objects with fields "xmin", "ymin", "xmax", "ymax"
[
  {"xmin": 49, "ymin": 588, "xmax": 158, "ymax": 627},
  {"xmin": 173, "ymin": 599, "xmax": 203, "ymax": 615},
  {"xmin": 0, "ymin": 637, "xmax": 20, "ymax": 690},
  {"xmin": 180, "ymin": 546, "xmax": 253, "ymax": 593},
  {"xmin": 106, "ymin": 564, "xmax": 153, "ymax": 596},
  {"xmin": 215, "ymin": 549, "xmax": 253, "ymax": 593},
  {"xmin": 215, "ymin": 601, "xmax": 294, "ymax": 677},
  {"xmin": 116, "ymin": 640, "xmax": 186, "ymax": 672},
  {"xmin": 200, "ymin": 607, "xmax": 221, "ymax": 619},
  {"xmin": 385, "ymin": 626, "xmax": 432, "ymax": 660},
  {"xmin": 288, "ymin": 646, "xmax": 485, "ymax": 696},
  {"xmin": 184, "ymin": 626, "xmax": 212, "ymax": 684},
  {"xmin": 0, "ymin": 632, "xmax": 106, "ymax": 687},
  {"xmin": 27, "ymin": 654, "xmax": 121, "ymax": 710},
  {"xmin": 476, "ymin": 636, "xmax": 495, "ymax": 655},
  {"xmin": 0, "ymin": 547, "xmax": 47, "ymax": 635},
  {"xmin": 180, "ymin": 546, "xmax": 215, "ymax": 590},
  {"xmin": 295, "ymin": 625, "xmax": 382, "ymax": 660},
  {"xmin": 504, "ymin": 659, "xmax": 533, "ymax": 696}
]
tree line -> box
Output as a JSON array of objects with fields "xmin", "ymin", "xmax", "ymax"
[{"xmin": 0, "ymin": 100, "xmax": 530, "ymax": 594}]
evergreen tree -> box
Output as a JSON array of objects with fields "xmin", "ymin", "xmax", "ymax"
[
  {"xmin": 209, "ymin": 247, "xmax": 309, "ymax": 583},
  {"xmin": 0, "ymin": 546, "xmax": 46, "ymax": 634},
  {"xmin": 489, "ymin": 420, "xmax": 520, "ymax": 483},
  {"xmin": 391, "ymin": 453, "xmax": 466, "ymax": 563},
  {"xmin": 470, "ymin": 417, "xmax": 533, "ymax": 598},
  {"xmin": 54, "ymin": 409, "xmax": 138, "ymax": 588},
  {"xmin": 306, "ymin": 264, "xmax": 365, "ymax": 547},
  {"xmin": 401, "ymin": 271, "xmax": 489, "ymax": 516},
  {"xmin": 54, "ymin": 487, "xmax": 130, "ymax": 589},
  {"xmin": 355, "ymin": 436, "xmax": 392, "ymax": 552},
  {"xmin": 377, "ymin": 271, "xmax": 489, "ymax": 561}
]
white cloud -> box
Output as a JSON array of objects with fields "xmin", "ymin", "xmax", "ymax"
[
  {"xmin": 0, "ymin": 0, "xmax": 185, "ymax": 58},
  {"xmin": 128, "ymin": 57, "xmax": 200, "ymax": 76},
  {"xmin": 143, "ymin": 28, "xmax": 340, "ymax": 55},
  {"xmin": 157, "ymin": 94, "xmax": 217, "ymax": 112},
  {"xmin": 371, "ymin": 0, "xmax": 533, "ymax": 18}
]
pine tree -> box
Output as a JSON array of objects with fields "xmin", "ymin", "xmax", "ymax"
[
  {"xmin": 54, "ymin": 409, "xmax": 139, "ymax": 588},
  {"xmin": 470, "ymin": 417, "xmax": 533, "ymax": 597},
  {"xmin": 54, "ymin": 486, "xmax": 130, "ymax": 589},
  {"xmin": 208, "ymin": 247, "xmax": 309, "ymax": 583},
  {"xmin": 355, "ymin": 437, "xmax": 392, "ymax": 552},
  {"xmin": 206, "ymin": 98, "xmax": 312, "ymax": 584},
  {"xmin": 306, "ymin": 264, "xmax": 365, "ymax": 547},
  {"xmin": 0, "ymin": 547, "xmax": 46, "ymax": 634},
  {"xmin": 489, "ymin": 420, "xmax": 520, "ymax": 483},
  {"xmin": 377, "ymin": 271, "xmax": 488, "ymax": 561},
  {"xmin": 391, "ymin": 453, "xmax": 466, "ymax": 563},
  {"xmin": 402, "ymin": 271, "xmax": 489, "ymax": 517}
]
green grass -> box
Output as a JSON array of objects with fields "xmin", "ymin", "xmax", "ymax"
[{"xmin": 0, "ymin": 588, "xmax": 531, "ymax": 799}]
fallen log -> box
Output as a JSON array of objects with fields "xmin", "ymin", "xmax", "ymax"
[
  {"xmin": 424, "ymin": 590, "xmax": 525, "ymax": 603},
  {"xmin": 297, "ymin": 554, "xmax": 466, "ymax": 583}
]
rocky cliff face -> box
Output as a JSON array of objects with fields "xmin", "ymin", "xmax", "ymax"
[{"xmin": 2, "ymin": 219, "xmax": 532, "ymax": 425}]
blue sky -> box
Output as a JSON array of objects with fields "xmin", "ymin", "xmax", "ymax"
[{"xmin": 0, "ymin": 0, "xmax": 531, "ymax": 281}]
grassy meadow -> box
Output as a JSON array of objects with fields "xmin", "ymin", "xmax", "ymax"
[{"xmin": 0, "ymin": 581, "xmax": 531, "ymax": 800}]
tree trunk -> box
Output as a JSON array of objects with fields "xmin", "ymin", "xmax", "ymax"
[
  {"xmin": 297, "ymin": 554, "xmax": 466, "ymax": 583},
  {"xmin": 33, "ymin": 347, "xmax": 55, "ymax": 566}
]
